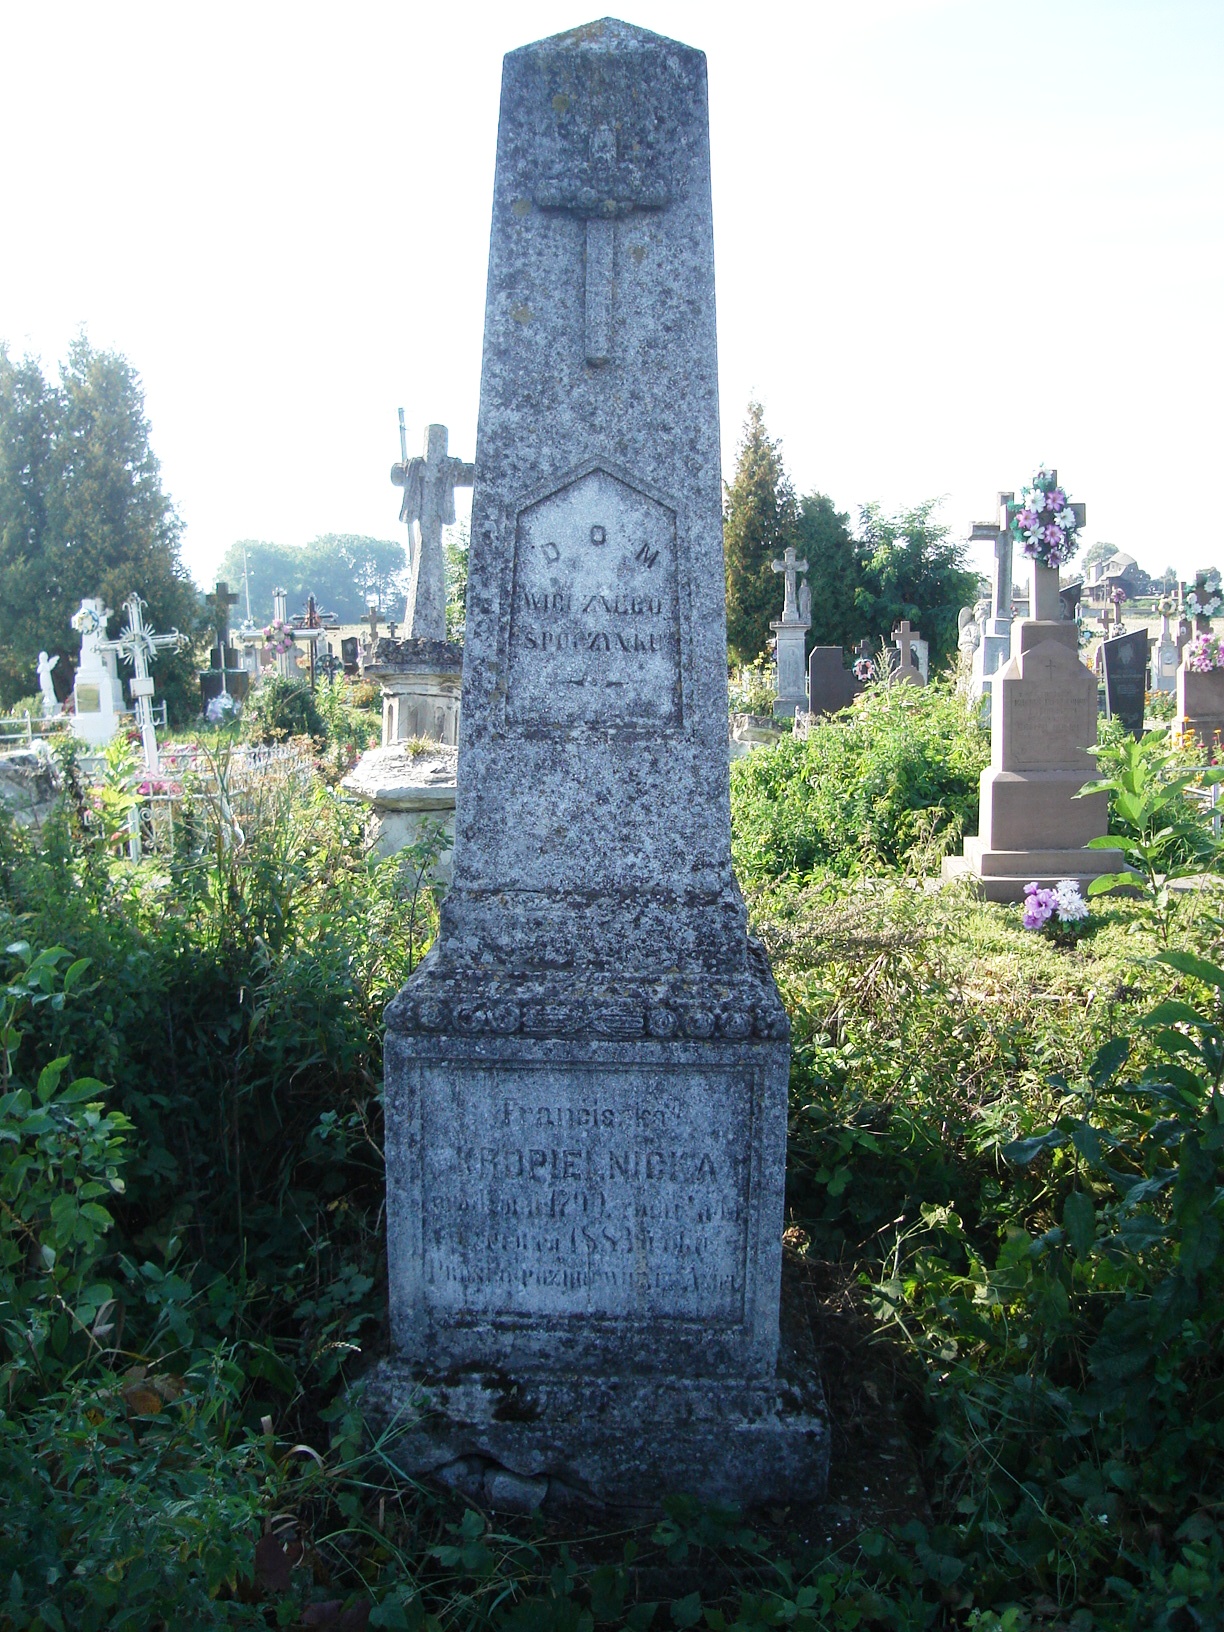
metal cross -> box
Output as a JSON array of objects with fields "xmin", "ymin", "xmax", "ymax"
[
  {"xmin": 535, "ymin": 124, "xmax": 669, "ymax": 365},
  {"xmin": 105, "ymin": 594, "xmax": 183, "ymax": 772},
  {"xmin": 771, "ymin": 546, "xmax": 809, "ymax": 623}
]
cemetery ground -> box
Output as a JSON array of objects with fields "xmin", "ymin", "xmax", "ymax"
[{"xmin": 2, "ymin": 683, "xmax": 1224, "ymax": 1630}]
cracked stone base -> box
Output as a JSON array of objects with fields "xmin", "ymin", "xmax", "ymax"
[{"xmin": 356, "ymin": 1356, "xmax": 830, "ymax": 1515}]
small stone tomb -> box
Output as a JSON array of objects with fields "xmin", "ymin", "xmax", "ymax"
[
  {"xmin": 362, "ymin": 16, "xmax": 827, "ymax": 1515},
  {"xmin": 1101, "ymin": 628, "xmax": 1149, "ymax": 737}
]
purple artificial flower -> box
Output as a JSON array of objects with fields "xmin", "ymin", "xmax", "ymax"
[
  {"xmin": 1048, "ymin": 488, "xmax": 1066, "ymax": 512},
  {"xmin": 1022, "ymin": 881, "xmax": 1057, "ymax": 930},
  {"xmin": 1043, "ymin": 524, "xmax": 1063, "ymax": 547},
  {"xmin": 1017, "ymin": 507, "xmax": 1039, "ymax": 531}
]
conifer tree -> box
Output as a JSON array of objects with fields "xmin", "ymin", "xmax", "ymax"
[
  {"xmin": 0, "ymin": 337, "xmax": 203, "ymax": 717},
  {"xmin": 723, "ymin": 402, "xmax": 796, "ymax": 667}
]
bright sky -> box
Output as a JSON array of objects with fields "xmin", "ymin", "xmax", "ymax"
[{"xmin": 3, "ymin": 1, "xmax": 1220, "ymax": 598}]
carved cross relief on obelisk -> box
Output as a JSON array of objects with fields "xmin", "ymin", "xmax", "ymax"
[{"xmin": 535, "ymin": 123, "xmax": 669, "ymax": 364}]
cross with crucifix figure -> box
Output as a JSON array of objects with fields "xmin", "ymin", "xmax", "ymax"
[
  {"xmin": 894, "ymin": 623, "xmax": 920, "ymax": 675},
  {"xmin": 771, "ymin": 546, "xmax": 809, "ymax": 624},
  {"xmin": 105, "ymin": 594, "xmax": 184, "ymax": 772},
  {"xmin": 534, "ymin": 123, "xmax": 669, "ymax": 365},
  {"xmin": 206, "ymin": 580, "xmax": 240, "ymax": 690}
]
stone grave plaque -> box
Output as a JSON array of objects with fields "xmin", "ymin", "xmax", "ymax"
[
  {"xmin": 75, "ymin": 684, "xmax": 101, "ymax": 713},
  {"xmin": 506, "ymin": 466, "xmax": 681, "ymax": 730},
  {"xmin": 998, "ymin": 640, "xmax": 1098, "ymax": 772}
]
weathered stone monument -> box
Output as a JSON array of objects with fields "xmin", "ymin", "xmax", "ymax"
[
  {"xmin": 200, "ymin": 581, "xmax": 250, "ymax": 716},
  {"xmin": 970, "ymin": 495, "xmax": 1016, "ymax": 696},
  {"xmin": 944, "ymin": 538, "xmax": 1125, "ymax": 901},
  {"xmin": 368, "ymin": 418, "xmax": 473, "ymax": 750},
  {"xmin": 363, "ymin": 17, "xmax": 827, "ymax": 1512},
  {"xmin": 771, "ymin": 545, "xmax": 810, "ymax": 718}
]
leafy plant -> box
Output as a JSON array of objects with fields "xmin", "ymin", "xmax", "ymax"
[
  {"xmin": 1078, "ymin": 729, "xmax": 1224, "ymax": 941},
  {"xmin": 731, "ymin": 677, "xmax": 988, "ymax": 882},
  {"xmin": 242, "ymin": 675, "xmax": 326, "ymax": 743}
]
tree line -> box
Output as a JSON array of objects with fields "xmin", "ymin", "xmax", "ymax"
[
  {"xmin": 0, "ymin": 337, "xmax": 407, "ymax": 720},
  {"xmin": 723, "ymin": 402, "xmax": 978, "ymax": 672}
]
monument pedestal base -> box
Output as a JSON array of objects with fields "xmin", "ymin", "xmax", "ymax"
[
  {"xmin": 369, "ymin": 948, "xmax": 828, "ymax": 1512},
  {"xmin": 942, "ymin": 837, "xmax": 1127, "ymax": 903},
  {"xmin": 366, "ymin": 637, "xmax": 462, "ymax": 748},
  {"xmin": 341, "ymin": 743, "xmax": 456, "ymax": 874},
  {"xmin": 360, "ymin": 1355, "xmax": 828, "ymax": 1515}
]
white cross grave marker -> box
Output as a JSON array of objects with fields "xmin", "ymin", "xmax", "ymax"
[{"xmin": 106, "ymin": 595, "xmax": 184, "ymax": 772}]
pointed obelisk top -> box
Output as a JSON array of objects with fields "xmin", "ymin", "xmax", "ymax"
[{"xmin": 511, "ymin": 16, "xmax": 694, "ymax": 56}]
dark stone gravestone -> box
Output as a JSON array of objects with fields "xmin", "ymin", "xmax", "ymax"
[
  {"xmin": 808, "ymin": 646, "xmax": 862, "ymax": 718},
  {"xmin": 1101, "ymin": 628, "xmax": 1149, "ymax": 737},
  {"xmin": 341, "ymin": 636, "xmax": 360, "ymax": 675},
  {"xmin": 1059, "ymin": 581, "xmax": 1082, "ymax": 622}
]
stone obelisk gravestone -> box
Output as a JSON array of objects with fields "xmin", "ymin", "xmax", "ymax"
[
  {"xmin": 970, "ymin": 494, "xmax": 1016, "ymax": 697},
  {"xmin": 365, "ymin": 18, "xmax": 827, "ymax": 1513},
  {"xmin": 369, "ymin": 419, "xmax": 474, "ymax": 747},
  {"xmin": 771, "ymin": 545, "xmax": 810, "ymax": 718},
  {"xmin": 944, "ymin": 485, "xmax": 1125, "ymax": 901}
]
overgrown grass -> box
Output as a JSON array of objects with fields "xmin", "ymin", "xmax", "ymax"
[
  {"xmin": 730, "ymin": 681, "xmax": 989, "ymax": 885},
  {"xmin": 3, "ymin": 693, "xmax": 1224, "ymax": 1627}
]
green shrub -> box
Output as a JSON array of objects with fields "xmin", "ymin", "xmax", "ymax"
[
  {"xmin": 241, "ymin": 676, "xmax": 325, "ymax": 744},
  {"xmin": 730, "ymin": 678, "xmax": 989, "ymax": 883}
]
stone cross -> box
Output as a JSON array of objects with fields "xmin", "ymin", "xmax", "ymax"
[
  {"xmin": 892, "ymin": 620, "xmax": 916, "ymax": 671},
  {"xmin": 105, "ymin": 594, "xmax": 183, "ymax": 772},
  {"xmin": 206, "ymin": 581, "xmax": 239, "ymax": 648},
  {"xmin": 391, "ymin": 422, "xmax": 474, "ymax": 642},
  {"xmin": 535, "ymin": 122, "xmax": 669, "ymax": 365},
  {"xmin": 271, "ymin": 587, "xmax": 291, "ymax": 678},
  {"xmin": 971, "ymin": 494, "xmax": 1015, "ymax": 628},
  {"xmin": 365, "ymin": 601, "xmax": 383, "ymax": 646},
  {"xmin": 771, "ymin": 546, "xmax": 809, "ymax": 624}
]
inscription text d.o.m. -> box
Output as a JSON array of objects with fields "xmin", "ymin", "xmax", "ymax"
[{"xmin": 506, "ymin": 467, "xmax": 681, "ymax": 729}]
